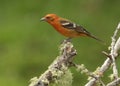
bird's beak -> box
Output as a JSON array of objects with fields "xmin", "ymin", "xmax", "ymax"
[{"xmin": 40, "ymin": 17, "xmax": 46, "ymax": 21}]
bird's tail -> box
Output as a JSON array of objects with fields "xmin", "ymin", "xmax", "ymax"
[{"xmin": 88, "ymin": 34, "xmax": 105, "ymax": 44}]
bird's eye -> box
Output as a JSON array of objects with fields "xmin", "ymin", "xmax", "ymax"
[
  {"xmin": 46, "ymin": 16, "xmax": 51, "ymax": 19},
  {"xmin": 46, "ymin": 16, "xmax": 54, "ymax": 21}
]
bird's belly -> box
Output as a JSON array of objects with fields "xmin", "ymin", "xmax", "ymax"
[{"xmin": 60, "ymin": 30, "xmax": 87, "ymax": 37}]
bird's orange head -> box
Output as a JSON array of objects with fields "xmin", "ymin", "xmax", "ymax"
[{"xmin": 40, "ymin": 14, "xmax": 59, "ymax": 24}]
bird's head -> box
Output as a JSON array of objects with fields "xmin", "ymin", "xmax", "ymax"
[{"xmin": 40, "ymin": 14, "xmax": 59, "ymax": 24}]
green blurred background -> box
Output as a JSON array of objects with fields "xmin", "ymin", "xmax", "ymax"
[{"xmin": 0, "ymin": 0, "xmax": 120, "ymax": 86}]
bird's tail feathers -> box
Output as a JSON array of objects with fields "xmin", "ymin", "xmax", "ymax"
[{"xmin": 89, "ymin": 34, "xmax": 105, "ymax": 44}]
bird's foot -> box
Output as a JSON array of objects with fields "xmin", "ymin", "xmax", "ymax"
[{"xmin": 61, "ymin": 38, "xmax": 72, "ymax": 44}]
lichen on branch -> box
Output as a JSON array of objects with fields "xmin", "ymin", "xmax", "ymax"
[{"xmin": 29, "ymin": 40, "xmax": 77, "ymax": 86}]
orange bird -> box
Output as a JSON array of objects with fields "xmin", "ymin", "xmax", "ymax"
[{"xmin": 40, "ymin": 14, "xmax": 102, "ymax": 42}]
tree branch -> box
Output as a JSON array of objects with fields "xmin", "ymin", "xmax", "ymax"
[
  {"xmin": 85, "ymin": 22, "xmax": 120, "ymax": 86},
  {"xmin": 106, "ymin": 78, "xmax": 120, "ymax": 86},
  {"xmin": 29, "ymin": 40, "xmax": 77, "ymax": 86},
  {"xmin": 109, "ymin": 22, "xmax": 120, "ymax": 79}
]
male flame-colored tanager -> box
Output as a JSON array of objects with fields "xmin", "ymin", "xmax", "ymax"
[{"xmin": 40, "ymin": 14, "xmax": 102, "ymax": 42}]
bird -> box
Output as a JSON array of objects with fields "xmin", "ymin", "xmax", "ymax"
[{"xmin": 40, "ymin": 14, "xmax": 103, "ymax": 42}]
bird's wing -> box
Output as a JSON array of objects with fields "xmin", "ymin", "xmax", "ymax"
[
  {"xmin": 59, "ymin": 19, "xmax": 103, "ymax": 42},
  {"xmin": 59, "ymin": 19, "xmax": 91, "ymax": 35}
]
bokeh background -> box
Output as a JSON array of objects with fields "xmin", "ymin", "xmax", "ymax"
[{"xmin": 0, "ymin": 0, "xmax": 120, "ymax": 86}]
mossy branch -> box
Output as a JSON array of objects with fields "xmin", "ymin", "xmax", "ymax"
[{"xmin": 29, "ymin": 40, "xmax": 77, "ymax": 86}]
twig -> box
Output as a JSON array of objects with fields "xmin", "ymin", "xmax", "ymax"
[
  {"xmin": 29, "ymin": 40, "xmax": 77, "ymax": 86},
  {"xmin": 85, "ymin": 22, "xmax": 120, "ymax": 86},
  {"xmin": 113, "ymin": 37, "xmax": 120, "ymax": 57},
  {"xmin": 76, "ymin": 64, "xmax": 97, "ymax": 79},
  {"xmin": 106, "ymin": 78, "xmax": 120, "ymax": 86},
  {"xmin": 85, "ymin": 58, "xmax": 111, "ymax": 86},
  {"xmin": 110, "ymin": 22, "xmax": 120, "ymax": 79}
]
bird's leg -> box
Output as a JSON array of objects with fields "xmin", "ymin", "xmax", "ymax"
[
  {"xmin": 65, "ymin": 37, "xmax": 72, "ymax": 42},
  {"xmin": 61, "ymin": 38, "xmax": 72, "ymax": 44}
]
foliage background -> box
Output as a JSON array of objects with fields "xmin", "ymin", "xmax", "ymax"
[{"xmin": 0, "ymin": 0, "xmax": 120, "ymax": 86}]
